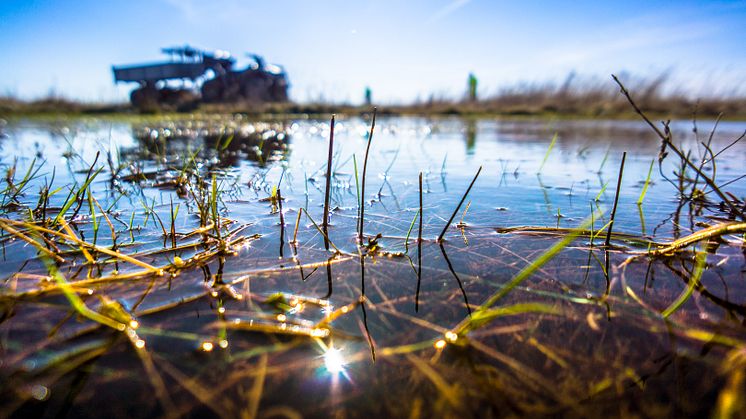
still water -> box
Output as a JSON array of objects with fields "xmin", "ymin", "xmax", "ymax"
[{"xmin": 0, "ymin": 115, "xmax": 745, "ymax": 418}]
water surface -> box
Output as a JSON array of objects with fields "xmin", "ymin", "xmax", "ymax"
[{"xmin": 1, "ymin": 115, "xmax": 745, "ymax": 418}]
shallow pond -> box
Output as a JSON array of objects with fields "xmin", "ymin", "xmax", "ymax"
[{"xmin": 0, "ymin": 114, "xmax": 745, "ymax": 418}]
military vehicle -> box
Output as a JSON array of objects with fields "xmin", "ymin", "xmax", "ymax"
[{"xmin": 113, "ymin": 46, "xmax": 289, "ymax": 109}]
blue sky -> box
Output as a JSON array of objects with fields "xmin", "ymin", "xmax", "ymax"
[{"xmin": 1, "ymin": 0, "xmax": 745, "ymax": 103}]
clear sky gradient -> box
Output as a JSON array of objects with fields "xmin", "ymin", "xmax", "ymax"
[{"xmin": 1, "ymin": 0, "xmax": 745, "ymax": 103}]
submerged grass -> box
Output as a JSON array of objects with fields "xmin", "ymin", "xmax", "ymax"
[
  {"xmin": 0, "ymin": 88, "xmax": 745, "ymax": 418},
  {"xmin": 661, "ymin": 249, "xmax": 707, "ymax": 318},
  {"xmin": 453, "ymin": 213, "xmax": 599, "ymax": 337}
]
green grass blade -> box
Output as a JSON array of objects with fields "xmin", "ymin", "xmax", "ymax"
[
  {"xmin": 662, "ymin": 251, "xmax": 707, "ymax": 318},
  {"xmin": 597, "ymin": 146, "xmax": 611, "ymax": 173},
  {"xmin": 459, "ymin": 303, "xmax": 562, "ymax": 335},
  {"xmin": 353, "ymin": 154, "xmax": 360, "ymax": 216},
  {"xmin": 595, "ymin": 181, "xmax": 609, "ymax": 202},
  {"xmin": 637, "ymin": 158, "xmax": 655, "ymax": 205},
  {"xmin": 87, "ymin": 187, "xmax": 99, "ymax": 245},
  {"xmin": 42, "ymin": 256, "xmax": 125, "ymax": 330},
  {"xmin": 404, "ymin": 209, "xmax": 420, "ymax": 253},
  {"xmin": 220, "ymin": 134, "xmax": 235, "ymax": 151},
  {"xmin": 538, "ymin": 132, "xmax": 558, "ymax": 173},
  {"xmin": 455, "ymin": 212, "xmax": 599, "ymax": 336}
]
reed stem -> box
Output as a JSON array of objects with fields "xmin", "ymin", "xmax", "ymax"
[
  {"xmin": 604, "ymin": 152, "xmax": 626, "ymax": 248},
  {"xmin": 416, "ymin": 172, "xmax": 423, "ymax": 311},
  {"xmin": 359, "ymin": 108, "xmax": 377, "ymax": 244},
  {"xmin": 437, "ymin": 166, "xmax": 482, "ymax": 242},
  {"xmin": 322, "ymin": 115, "xmax": 335, "ymax": 250}
]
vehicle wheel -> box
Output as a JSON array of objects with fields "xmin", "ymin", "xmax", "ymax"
[
  {"xmin": 130, "ymin": 86, "xmax": 159, "ymax": 111},
  {"xmin": 201, "ymin": 79, "xmax": 223, "ymax": 103}
]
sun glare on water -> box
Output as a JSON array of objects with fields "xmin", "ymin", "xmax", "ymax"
[{"xmin": 324, "ymin": 346, "xmax": 347, "ymax": 376}]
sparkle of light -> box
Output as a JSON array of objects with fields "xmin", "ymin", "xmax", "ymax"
[
  {"xmin": 201, "ymin": 341, "xmax": 214, "ymax": 352},
  {"xmin": 324, "ymin": 346, "xmax": 347, "ymax": 375},
  {"xmin": 311, "ymin": 328, "xmax": 330, "ymax": 338},
  {"xmin": 135, "ymin": 339, "xmax": 146, "ymax": 349},
  {"xmin": 30, "ymin": 385, "xmax": 49, "ymax": 401},
  {"xmin": 444, "ymin": 331, "xmax": 458, "ymax": 343},
  {"xmin": 434, "ymin": 339, "xmax": 447, "ymax": 349}
]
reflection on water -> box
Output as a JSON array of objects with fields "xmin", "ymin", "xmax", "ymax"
[
  {"xmin": 128, "ymin": 119, "xmax": 291, "ymax": 168},
  {"xmin": 0, "ymin": 115, "xmax": 745, "ymax": 418},
  {"xmin": 465, "ymin": 119, "xmax": 476, "ymax": 155}
]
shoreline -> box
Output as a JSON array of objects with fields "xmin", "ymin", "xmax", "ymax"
[{"xmin": 3, "ymin": 99, "xmax": 746, "ymax": 121}]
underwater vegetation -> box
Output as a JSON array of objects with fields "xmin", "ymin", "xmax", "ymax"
[{"xmin": 0, "ymin": 80, "xmax": 745, "ymax": 418}]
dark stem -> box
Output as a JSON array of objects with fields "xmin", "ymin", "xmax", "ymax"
[
  {"xmin": 359, "ymin": 108, "xmax": 377, "ymax": 244},
  {"xmin": 278, "ymin": 187, "xmax": 285, "ymax": 258},
  {"xmin": 604, "ymin": 151, "xmax": 626, "ymax": 289},
  {"xmin": 605, "ymin": 152, "xmax": 626, "ymax": 248},
  {"xmin": 612, "ymin": 74, "xmax": 743, "ymax": 219},
  {"xmin": 439, "ymin": 242, "xmax": 472, "ymax": 316},
  {"xmin": 358, "ymin": 254, "xmax": 375, "ymax": 361},
  {"xmin": 323, "ymin": 256, "xmax": 333, "ymax": 299},
  {"xmin": 322, "ymin": 115, "xmax": 335, "ymax": 251},
  {"xmin": 416, "ymin": 172, "xmax": 423, "ymax": 312},
  {"xmin": 437, "ymin": 165, "xmax": 482, "ymax": 242},
  {"xmin": 690, "ymin": 113, "xmax": 722, "ymax": 198}
]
